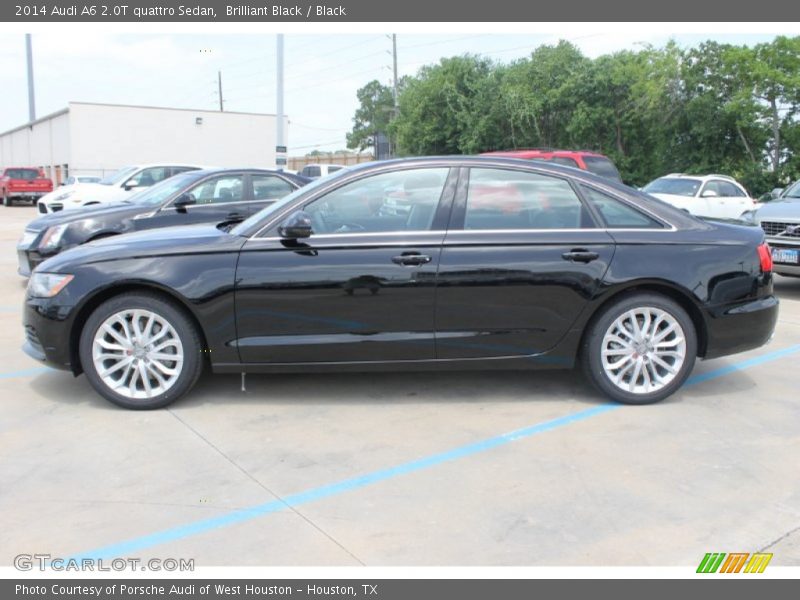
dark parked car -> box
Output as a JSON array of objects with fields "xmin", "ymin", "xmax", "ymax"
[
  {"xmin": 17, "ymin": 168, "xmax": 310, "ymax": 276},
  {"xmin": 23, "ymin": 157, "xmax": 778, "ymax": 409}
]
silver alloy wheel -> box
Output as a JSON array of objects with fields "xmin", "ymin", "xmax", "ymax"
[
  {"xmin": 92, "ymin": 309, "xmax": 184, "ymax": 400},
  {"xmin": 600, "ymin": 306, "xmax": 687, "ymax": 395}
]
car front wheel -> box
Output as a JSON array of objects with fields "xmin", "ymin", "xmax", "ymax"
[
  {"xmin": 582, "ymin": 293, "xmax": 697, "ymax": 405},
  {"xmin": 79, "ymin": 293, "xmax": 204, "ymax": 409}
]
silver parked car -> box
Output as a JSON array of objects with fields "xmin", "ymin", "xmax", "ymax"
[{"xmin": 746, "ymin": 180, "xmax": 800, "ymax": 277}]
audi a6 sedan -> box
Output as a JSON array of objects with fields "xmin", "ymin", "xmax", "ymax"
[{"xmin": 22, "ymin": 157, "xmax": 778, "ymax": 409}]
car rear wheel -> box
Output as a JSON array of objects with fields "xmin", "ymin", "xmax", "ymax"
[
  {"xmin": 79, "ymin": 293, "xmax": 203, "ymax": 409},
  {"xmin": 3, "ymin": 193, "xmax": 11, "ymax": 207},
  {"xmin": 582, "ymin": 293, "xmax": 697, "ymax": 405}
]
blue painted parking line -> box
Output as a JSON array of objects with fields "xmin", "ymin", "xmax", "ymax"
[
  {"xmin": 0, "ymin": 366, "xmax": 50, "ymax": 379},
  {"xmin": 68, "ymin": 342, "xmax": 800, "ymax": 561}
]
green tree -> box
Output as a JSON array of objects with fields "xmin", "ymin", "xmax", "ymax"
[{"xmin": 346, "ymin": 80, "xmax": 397, "ymax": 152}]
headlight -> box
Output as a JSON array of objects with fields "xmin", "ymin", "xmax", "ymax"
[
  {"xmin": 739, "ymin": 210, "xmax": 757, "ymax": 224},
  {"xmin": 53, "ymin": 191, "xmax": 75, "ymax": 202},
  {"xmin": 18, "ymin": 229, "xmax": 39, "ymax": 249},
  {"xmin": 39, "ymin": 224, "xmax": 69, "ymax": 250},
  {"xmin": 27, "ymin": 273, "xmax": 74, "ymax": 298}
]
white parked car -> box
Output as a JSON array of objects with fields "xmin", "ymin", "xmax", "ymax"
[
  {"xmin": 60, "ymin": 175, "xmax": 102, "ymax": 186},
  {"xmin": 642, "ymin": 173, "xmax": 757, "ymax": 220},
  {"xmin": 37, "ymin": 164, "xmax": 202, "ymax": 214},
  {"xmin": 298, "ymin": 164, "xmax": 346, "ymax": 179}
]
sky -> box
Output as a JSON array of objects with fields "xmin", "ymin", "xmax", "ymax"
[{"xmin": 0, "ymin": 28, "xmax": 795, "ymax": 155}]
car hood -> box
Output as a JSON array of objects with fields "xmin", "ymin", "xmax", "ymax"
[
  {"xmin": 26, "ymin": 201, "xmax": 143, "ymax": 231},
  {"xmin": 37, "ymin": 224, "xmax": 247, "ymax": 273},
  {"xmin": 756, "ymin": 198, "xmax": 800, "ymax": 219}
]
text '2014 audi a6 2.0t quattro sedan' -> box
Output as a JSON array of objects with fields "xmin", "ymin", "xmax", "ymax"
[{"xmin": 22, "ymin": 157, "xmax": 779, "ymax": 409}]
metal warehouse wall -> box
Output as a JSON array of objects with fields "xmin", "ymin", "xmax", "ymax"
[
  {"xmin": 0, "ymin": 110, "xmax": 71, "ymax": 176},
  {"xmin": 67, "ymin": 102, "xmax": 286, "ymax": 174}
]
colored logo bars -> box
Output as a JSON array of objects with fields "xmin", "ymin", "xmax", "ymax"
[{"xmin": 697, "ymin": 552, "xmax": 773, "ymax": 573}]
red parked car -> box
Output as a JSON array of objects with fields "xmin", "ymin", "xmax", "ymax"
[
  {"xmin": 482, "ymin": 149, "xmax": 623, "ymax": 182},
  {"xmin": 1, "ymin": 167, "xmax": 54, "ymax": 207}
]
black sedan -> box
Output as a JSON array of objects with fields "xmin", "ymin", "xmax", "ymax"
[
  {"xmin": 22, "ymin": 157, "xmax": 778, "ymax": 409},
  {"xmin": 17, "ymin": 168, "xmax": 310, "ymax": 276}
]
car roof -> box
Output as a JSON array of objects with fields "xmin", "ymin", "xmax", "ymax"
[
  {"xmin": 482, "ymin": 149, "xmax": 608, "ymax": 159},
  {"xmin": 659, "ymin": 173, "xmax": 740, "ymax": 183}
]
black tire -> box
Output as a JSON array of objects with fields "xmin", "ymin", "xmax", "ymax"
[
  {"xmin": 3, "ymin": 194, "xmax": 11, "ymax": 207},
  {"xmin": 79, "ymin": 292, "xmax": 204, "ymax": 409},
  {"xmin": 581, "ymin": 292, "xmax": 697, "ymax": 405}
]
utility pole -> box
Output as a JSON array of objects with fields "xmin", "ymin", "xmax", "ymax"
[
  {"xmin": 275, "ymin": 34, "xmax": 287, "ymax": 170},
  {"xmin": 391, "ymin": 33, "xmax": 398, "ymax": 114},
  {"xmin": 217, "ymin": 70, "xmax": 224, "ymax": 111},
  {"xmin": 25, "ymin": 34, "xmax": 36, "ymax": 121}
]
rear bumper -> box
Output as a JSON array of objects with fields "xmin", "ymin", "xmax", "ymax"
[{"xmin": 703, "ymin": 295, "xmax": 779, "ymax": 359}]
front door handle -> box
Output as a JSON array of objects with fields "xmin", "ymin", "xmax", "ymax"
[
  {"xmin": 391, "ymin": 252, "xmax": 432, "ymax": 266},
  {"xmin": 562, "ymin": 249, "xmax": 600, "ymax": 263}
]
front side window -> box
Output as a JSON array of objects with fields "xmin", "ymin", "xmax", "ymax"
[
  {"xmin": 464, "ymin": 168, "xmax": 590, "ymax": 230},
  {"xmin": 304, "ymin": 168, "xmax": 449, "ymax": 234},
  {"xmin": 580, "ymin": 185, "xmax": 663, "ymax": 229},
  {"xmin": 184, "ymin": 175, "xmax": 245, "ymax": 205},
  {"xmin": 717, "ymin": 181, "xmax": 746, "ymax": 197},
  {"xmin": 302, "ymin": 166, "xmax": 322, "ymax": 178}
]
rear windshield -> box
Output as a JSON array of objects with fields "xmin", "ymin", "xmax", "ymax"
[
  {"xmin": 5, "ymin": 168, "xmax": 40, "ymax": 180},
  {"xmin": 582, "ymin": 156, "xmax": 622, "ymax": 182},
  {"xmin": 643, "ymin": 177, "xmax": 702, "ymax": 197}
]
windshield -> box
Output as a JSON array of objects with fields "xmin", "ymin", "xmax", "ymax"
[
  {"xmin": 231, "ymin": 169, "xmax": 349, "ymax": 236},
  {"xmin": 783, "ymin": 181, "xmax": 800, "ymax": 199},
  {"xmin": 643, "ymin": 177, "xmax": 702, "ymax": 197},
  {"xmin": 99, "ymin": 166, "xmax": 138, "ymax": 186},
  {"xmin": 583, "ymin": 156, "xmax": 622, "ymax": 182},
  {"xmin": 6, "ymin": 168, "xmax": 40, "ymax": 180},
  {"xmin": 127, "ymin": 171, "xmax": 206, "ymax": 207}
]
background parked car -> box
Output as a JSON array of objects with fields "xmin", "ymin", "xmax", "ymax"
[
  {"xmin": 481, "ymin": 149, "xmax": 623, "ymax": 182},
  {"xmin": 642, "ymin": 173, "xmax": 756, "ymax": 219},
  {"xmin": 1, "ymin": 167, "xmax": 54, "ymax": 206},
  {"xmin": 298, "ymin": 163, "xmax": 346, "ymax": 179},
  {"xmin": 744, "ymin": 181, "xmax": 800, "ymax": 277},
  {"xmin": 18, "ymin": 168, "xmax": 310, "ymax": 276},
  {"xmin": 36, "ymin": 163, "xmax": 202, "ymax": 214},
  {"xmin": 61, "ymin": 175, "xmax": 102, "ymax": 186}
]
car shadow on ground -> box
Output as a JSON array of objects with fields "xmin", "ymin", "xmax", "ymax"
[{"xmin": 26, "ymin": 362, "xmax": 759, "ymax": 411}]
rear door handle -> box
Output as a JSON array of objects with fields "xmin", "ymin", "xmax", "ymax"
[
  {"xmin": 392, "ymin": 252, "xmax": 432, "ymax": 266},
  {"xmin": 562, "ymin": 249, "xmax": 600, "ymax": 263}
]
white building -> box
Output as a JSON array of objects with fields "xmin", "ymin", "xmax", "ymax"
[{"xmin": 0, "ymin": 101, "xmax": 287, "ymax": 183}]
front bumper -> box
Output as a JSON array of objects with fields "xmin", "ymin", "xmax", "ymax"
[
  {"xmin": 22, "ymin": 297, "xmax": 77, "ymax": 372},
  {"xmin": 703, "ymin": 295, "xmax": 779, "ymax": 359}
]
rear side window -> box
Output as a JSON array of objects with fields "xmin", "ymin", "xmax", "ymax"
[
  {"xmin": 581, "ymin": 185, "xmax": 663, "ymax": 229},
  {"xmin": 582, "ymin": 156, "xmax": 622, "ymax": 182},
  {"xmin": 301, "ymin": 166, "xmax": 322, "ymax": 178},
  {"xmin": 464, "ymin": 168, "xmax": 593, "ymax": 230}
]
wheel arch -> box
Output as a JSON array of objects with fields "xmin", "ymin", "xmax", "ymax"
[
  {"xmin": 579, "ymin": 280, "xmax": 709, "ymax": 359},
  {"xmin": 68, "ymin": 282, "xmax": 210, "ymax": 376}
]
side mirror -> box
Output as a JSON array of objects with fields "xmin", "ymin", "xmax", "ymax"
[
  {"xmin": 173, "ymin": 193, "xmax": 197, "ymax": 211},
  {"xmin": 279, "ymin": 211, "xmax": 313, "ymax": 239},
  {"xmin": 701, "ymin": 190, "xmax": 718, "ymax": 198},
  {"xmin": 124, "ymin": 181, "xmax": 140, "ymax": 191}
]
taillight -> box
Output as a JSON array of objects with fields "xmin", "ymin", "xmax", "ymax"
[{"xmin": 757, "ymin": 243, "xmax": 773, "ymax": 273}]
